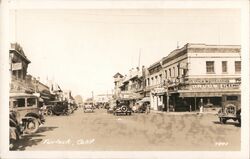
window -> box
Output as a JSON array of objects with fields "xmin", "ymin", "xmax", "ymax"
[
  {"xmin": 147, "ymin": 78, "xmax": 150, "ymax": 86},
  {"xmin": 159, "ymin": 74, "xmax": 162, "ymax": 84},
  {"xmin": 222, "ymin": 61, "xmax": 227, "ymax": 73},
  {"xmin": 226, "ymin": 96, "xmax": 238, "ymax": 101},
  {"xmin": 17, "ymin": 98, "xmax": 25, "ymax": 107},
  {"xmin": 235, "ymin": 61, "xmax": 241, "ymax": 73},
  {"xmin": 173, "ymin": 67, "xmax": 175, "ymax": 77},
  {"xmin": 206, "ymin": 61, "xmax": 215, "ymax": 73},
  {"xmin": 27, "ymin": 98, "xmax": 36, "ymax": 107},
  {"xmin": 183, "ymin": 69, "xmax": 187, "ymax": 77},
  {"xmin": 169, "ymin": 68, "xmax": 171, "ymax": 77},
  {"xmin": 165, "ymin": 70, "xmax": 167, "ymax": 79},
  {"xmin": 151, "ymin": 77, "xmax": 154, "ymax": 85}
]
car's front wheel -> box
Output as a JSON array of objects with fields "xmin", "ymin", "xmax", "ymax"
[{"xmin": 24, "ymin": 117, "xmax": 39, "ymax": 134}]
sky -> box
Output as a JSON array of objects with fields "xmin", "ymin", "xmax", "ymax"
[{"xmin": 11, "ymin": 9, "xmax": 240, "ymax": 99}]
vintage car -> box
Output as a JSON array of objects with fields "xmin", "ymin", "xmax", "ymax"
[
  {"xmin": 113, "ymin": 100, "xmax": 132, "ymax": 116},
  {"xmin": 9, "ymin": 93, "xmax": 45, "ymax": 134},
  {"xmin": 83, "ymin": 104, "xmax": 94, "ymax": 113},
  {"xmin": 133, "ymin": 100, "xmax": 150, "ymax": 113},
  {"xmin": 218, "ymin": 94, "xmax": 241, "ymax": 125},
  {"xmin": 47, "ymin": 100, "xmax": 71, "ymax": 116},
  {"xmin": 9, "ymin": 110, "xmax": 23, "ymax": 150}
]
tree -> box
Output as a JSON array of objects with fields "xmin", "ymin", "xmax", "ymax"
[{"xmin": 74, "ymin": 95, "xmax": 83, "ymax": 104}]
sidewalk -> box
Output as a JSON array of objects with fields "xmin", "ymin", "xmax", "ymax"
[{"xmin": 150, "ymin": 110, "xmax": 218, "ymax": 115}]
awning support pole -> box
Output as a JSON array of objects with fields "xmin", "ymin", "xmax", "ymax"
[
  {"xmin": 195, "ymin": 94, "xmax": 197, "ymax": 111},
  {"xmin": 167, "ymin": 92, "xmax": 169, "ymax": 112}
]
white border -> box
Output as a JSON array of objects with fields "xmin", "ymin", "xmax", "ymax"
[{"xmin": 0, "ymin": 0, "xmax": 249, "ymax": 159}]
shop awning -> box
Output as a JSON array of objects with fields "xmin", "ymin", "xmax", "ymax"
[{"xmin": 178, "ymin": 90, "xmax": 241, "ymax": 97}]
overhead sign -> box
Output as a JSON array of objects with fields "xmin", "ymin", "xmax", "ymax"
[{"xmin": 12, "ymin": 63, "xmax": 22, "ymax": 71}]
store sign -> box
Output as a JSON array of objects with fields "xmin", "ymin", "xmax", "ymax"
[
  {"xmin": 12, "ymin": 63, "xmax": 22, "ymax": 70},
  {"xmin": 191, "ymin": 83, "xmax": 240, "ymax": 90},
  {"xmin": 188, "ymin": 78, "xmax": 240, "ymax": 84},
  {"xmin": 152, "ymin": 88, "xmax": 167, "ymax": 95}
]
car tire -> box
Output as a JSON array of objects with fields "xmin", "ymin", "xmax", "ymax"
[
  {"xmin": 121, "ymin": 106, "xmax": 127, "ymax": 112},
  {"xmin": 47, "ymin": 109, "xmax": 53, "ymax": 116},
  {"xmin": 220, "ymin": 118, "xmax": 227, "ymax": 124},
  {"xmin": 24, "ymin": 117, "xmax": 39, "ymax": 134}
]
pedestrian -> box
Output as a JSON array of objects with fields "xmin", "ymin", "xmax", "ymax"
[
  {"xmin": 41, "ymin": 103, "xmax": 47, "ymax": 115},
  {"xmin": 199, "ymin": 98, "xmax": 204, "ymax": 113},
  {"xmin": 189, "ymin": 105, "xmax": 192, "ymax": 112}
]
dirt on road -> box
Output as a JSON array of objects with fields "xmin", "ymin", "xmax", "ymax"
[{"xmin": 13, "ymin": 109, "xmax": 240, "ymax": 151}]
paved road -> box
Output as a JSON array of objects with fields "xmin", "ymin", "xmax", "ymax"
[{"xmin": 14, "ymin": 108, "xmax": 240, "ymax": 151}]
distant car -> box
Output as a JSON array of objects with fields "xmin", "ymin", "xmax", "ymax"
[
  {"xmin": 133, "ymin": 101, "xmax": 150, "ymax": 113},
  {"xmin": 113, "ymin": 100, "xmax": 132, "ymax": 116},
  {"xmin": 84, "ymin": 104, "xmax": 94, "ymax": 113}
]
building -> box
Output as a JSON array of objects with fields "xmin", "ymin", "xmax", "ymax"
[
  {"xmin": 10, "ymin": 43, "xmax": 54, "ymax": 104},
  {"xmin": 161, "ymin": 43, "xmax": 241, "ymax": 112},
  {"xmin": 113, "ymin": 72, "xmax": 124, "ymax": 99},
  {"xmin": 114, "ymin": 67, "xmax": 145, "ymax": 107},
  {"xmin": 113, "ymin": 43, "xmax": 241, "ymax": 112},
  {"xmin": 9, "ymin": 43, "xmax": 33, "ymax": 93},
  {"xmin": 145, "ymin": 60, "xmax": 167, "ymax": 111},
  {"xmin": 94, "ymin": 94, "xmax": 113, "ymax": 105}
]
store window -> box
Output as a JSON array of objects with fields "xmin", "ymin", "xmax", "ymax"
[
  {"xmin": 235, "ymin": 61, "xmax": 241, "ymax": 73},
  {"xmin": 206, "ymin": 61, "xmax": 215, "ymax": 73},
  {"xmin": 222, "ymin": 61, "xmax": 227, "ymax": 73}
]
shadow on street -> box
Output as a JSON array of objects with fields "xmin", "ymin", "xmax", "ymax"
[
  {"xmin": 11, "ymin": 126, "xmax": 58, "ymax": 151},
  {"xmin": 213, "ymin": 121, "xmax": 240, "ymax": 127}
]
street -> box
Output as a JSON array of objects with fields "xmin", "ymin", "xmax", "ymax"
[{"xmin": 14, "ymin": 109, "xmax": 240, "ymax": 151}]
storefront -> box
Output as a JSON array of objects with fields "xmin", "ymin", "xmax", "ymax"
[
  {"xmin": 151, "ymin": 88, "xmax": 168, "ymax": 111},
  {"xmin": 169, "ymin": 78, "xmax": 241, "ymax": 112}
]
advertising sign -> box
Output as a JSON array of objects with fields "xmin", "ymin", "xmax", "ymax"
[{"xmin": 12, "ymin": 63, "xmax": 22, "ymax": 71}]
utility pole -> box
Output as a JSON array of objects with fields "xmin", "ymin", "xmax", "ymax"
[
  {"xmin": 92, "ymin": 91, "xmax": 94, "ymax": 106},
  {"xmin": 177, "ymin": 41, "xmax": 180, "ymax": 49},
  {"xmin": 138, "ymin": 48, "xmax": 141, "ymax": 68}
]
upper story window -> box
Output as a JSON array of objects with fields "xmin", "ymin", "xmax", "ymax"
[
  {"xmin": 235, "ymin": 61, "xmax": 241, "ymax": 73},
  {"xmin": 206, "ymin": 61, "xmax": 215, "ymax": 73},
  {"xmin": 169, "ymin": 68, "xmax": 171, "ymax": 77},
  {"xmin": 173, "ymin": 67, "xmax": 175, "ymax": 77},
  {"xmin": 222, "ymin": 61, "xmax": 227, "ymax": 73},
  {"xmin": 159, "ymin": 74, "xmax": 162, "ymax": 83},
  {"xmin": 165, "ymin": 70, "xmax": 167, "ymax": 79}
]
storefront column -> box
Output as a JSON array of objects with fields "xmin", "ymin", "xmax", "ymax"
[{"xmin": 167, "ymin": 93, "xmax": 169, "ymax": 112}]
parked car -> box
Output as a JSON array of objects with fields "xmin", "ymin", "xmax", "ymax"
[
  {"xmin": 133, "ymin": 100, "xmax": 150, "ymax": 113},
  {"xmin": 48, "ymin": 100, "xmax": 70, "ymax": 116},
  {"xmin": 113, "ymin": 100, "xmax": 132, "ymax": 116},
  {"xmin": 83, "ymin": 104, "xmax": 94, "ymax": 113},
  {"xmin": 218, "ymin": 95, "xmax": 241, "ymax": 125},
  {"xmin": 9, "ymin": 110, "xmax": 23, "ymax": 150},
  {"xmin": 9, "ymin": 93, "xmax": 45, "ymax": 136}
]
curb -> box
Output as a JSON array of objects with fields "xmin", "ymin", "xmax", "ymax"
[{"xmin": 151, "ymin": 110, "xmax": 218, "ymax": 115}]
